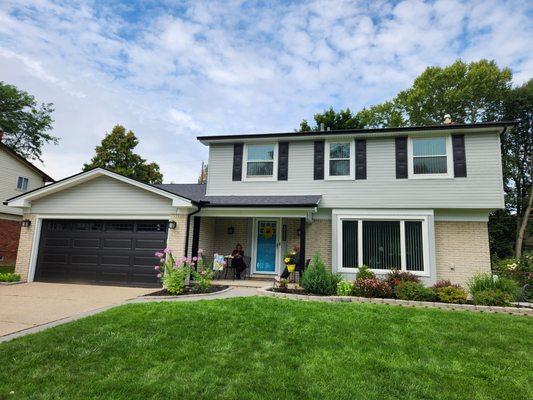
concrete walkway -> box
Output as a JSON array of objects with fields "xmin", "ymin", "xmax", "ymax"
[{"xmin": 0, "ymin": 281, "xmax": 269, "ymax": 343}]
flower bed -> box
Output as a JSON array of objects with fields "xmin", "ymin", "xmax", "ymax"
[{"xmin": 144, "ymin": 284, "xmax": 229, "ymax": 297}]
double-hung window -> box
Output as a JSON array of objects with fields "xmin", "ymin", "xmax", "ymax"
[
  {"xmin": 16, "ymin": 176, "xmax": 29, "ymax": 191},
  {"xmin": 336, "ymin": 213, "xmax": 429, "ymax": 275},
  {"xmin": 245, "ymin": 144, "xmax": 276, "ymax": 179},
  {"xmin": 326, "ymin": 141, "xmax": 354, "ymax": 179},
  {"xmin": 410, "ymin": 136, "xmax": 451, "ymax": 177}
]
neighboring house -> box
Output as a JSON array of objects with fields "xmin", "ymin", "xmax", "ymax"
[
  {"xmin": 5, "ymin": 121, "xmax": 513, "ymax": 287},
  {"xmin": 0, "ymin": 134, "xmax": 53, "ymax": 266}
]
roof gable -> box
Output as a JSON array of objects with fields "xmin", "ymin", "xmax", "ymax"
[{"xmin": 0, "ymin": 142, "xmax": 54, "ymax": 182}]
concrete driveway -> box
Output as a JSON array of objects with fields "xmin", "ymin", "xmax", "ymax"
[{"xmin": 0, "ymin": 282, "xmax": 153, "ymax": 337}]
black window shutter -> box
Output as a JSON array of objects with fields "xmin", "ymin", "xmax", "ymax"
[
  {"xmin": 355, "ymin": 139, "xmax": 367, "ymax": 180},
  {"xmin": 232, "ymin": 143, "xmax": 243, "ymax": 181},
  {"xmin": 452, "ymin": 134, "xmax": 467, "ymax": 177},
  {"xmin": 314, "ymin": 140, "xmax": 325, "ymax": 180},
  {"xmin": 277, "ymin": 142, "xmax": 289, "ymax": 181},
  {"xmin": 395, "ymin": 137, "xmax": 408, "ymax": 179}
]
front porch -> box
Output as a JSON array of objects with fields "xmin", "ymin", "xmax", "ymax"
[{"xmin": 186, "ymin": 213, "xmax": 309, "ymax": 279}]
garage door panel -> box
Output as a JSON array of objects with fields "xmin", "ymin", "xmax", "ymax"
[
  {"xmin": 72, "ymin": 238, "xmax": 100, "ymax": 249},
  {"xmin": 103, "ymin": 238, "xmax": 133, "ymax": 249},
  {"xmin": 35, "ymin": 220, "xmax": 167, "ymax": 287}
]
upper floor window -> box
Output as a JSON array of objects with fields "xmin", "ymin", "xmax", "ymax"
[
  {"xmin": 325, "ymin": 141, "xmax": 354, "ymax": 179},
  {"xmin": 245, "ymin": 144, "xmax": 277, "ymax": 179},
  {"xmin": 16, "ymin": 176, "xmax": 29, "ymax": 191},
  {"xmin": 409, "ymin": 136, "xmax": 452, "ymax": 178}
]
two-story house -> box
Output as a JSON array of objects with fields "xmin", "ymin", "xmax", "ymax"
[
  {"xmin": 0, "ymin": 133, "xmax": 53, "ymax": 266},
  {"xmin": 5, "ymin": 121, "xmax": 512, "ymax": 287}
]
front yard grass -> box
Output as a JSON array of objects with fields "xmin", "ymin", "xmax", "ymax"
[{"xmin": 0, "ymin": 297, "xmax": 531, "ymax": 399}]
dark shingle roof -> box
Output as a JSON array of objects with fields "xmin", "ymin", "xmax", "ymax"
[{"xmin": 157, "ymin": 183, "xmax": 321, "ymax": 208}]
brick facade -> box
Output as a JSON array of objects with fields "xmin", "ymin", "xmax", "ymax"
[
  {"xmin": 166, "ymin": 213, "xmax": 188, "ymax": 258},
  {"xmin": 305, "ymin": 219, "xmax": 332, "ymax": 270},
  {"xmin": 14, "ymin": 214, "xmax": 37, "ymax": 281},
  {"xmin": 0, "ymin": 218, "xmax": 21, "ymax": 266},
  {"xmin": 435, "ymin": 221, "xmax": 491, "ymax": 286}
]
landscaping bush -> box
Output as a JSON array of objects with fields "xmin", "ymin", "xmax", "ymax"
[
  {"xmin": 353, "ymin": 278, "xmax": 393, "ymax": 298},
  {"xmin": 300, "ymin": 253, "xmax": 341, "ymax": 295},
  {"xmin": 336, "ymin": 279, "xmax": 352, "ymax": 296},
  {"xmin": 192, "ymin": 251, "xmax": 214, "ymax": 292},
  {"xmin": 385, "ymin": 269, "xmax": 420, "ymax": 290},
  {"xmin": 0, "ymin": 272, "xmax": 21, "ymax": 283},
  {"xmin": 356, "ymin": 265, "xmax": 375, "ymax": 280},
  {"xmin": 435, "ymin": 285, "xmax": 468, "ymax": 304},
  {"xmin": 468, "ymin": 273, "xmax": 520, "ymax": 304},
  {"xmin": 395, "ymin": 281, "xmax": 436, "ymax": 301},
  {"xmin": 432, "ymin": 280, "xmax": 453, "ymax": 290},
  {"xmin": 471, "ymin": 289, "xmax": 512, "ymax": 307},
  {"xmin": 493, "ymin": 253, "xmax": 532, "ymax": 287}
]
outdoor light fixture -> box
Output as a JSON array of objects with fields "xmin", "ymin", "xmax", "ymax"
[
  {"xmin": 21, "ymin": 219, "xmax": 31, "ymax": 228},
  {"xmin": 227, "ymin": 226, "xmax": 235, "ymax": 235},
  {"xmin": 168, "ymin": 220, "xmax": 177, "ymax": 229}
]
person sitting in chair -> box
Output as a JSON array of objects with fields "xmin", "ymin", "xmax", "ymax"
[{"xmin": 231, "ymin": 243, "xmax": 246, "ymax": 279}]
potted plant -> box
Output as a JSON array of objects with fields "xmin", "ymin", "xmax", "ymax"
[{"xmin": 284, "ymin": 246, "xmax": 299, "ymax": 272}]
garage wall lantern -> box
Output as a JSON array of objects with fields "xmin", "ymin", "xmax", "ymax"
[
  {"xmin": 168, "ymin": 220, "xmax": 177, "ymax": 229},
  {"xmin": 21, "ymin": 219, "xmax": 31, "ymax": 228}
]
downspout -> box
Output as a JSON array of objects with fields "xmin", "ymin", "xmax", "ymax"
[{"xmin": 184, "ymin": 201, "xmax": 208, "ymax": 256}]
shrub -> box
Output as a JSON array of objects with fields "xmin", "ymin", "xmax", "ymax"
[
  {"xmin": 336, "ymin": 280, "xmax": 352, "ymax": 296},
  {"xmin": 0, "ymin": 273, "xmax": 21, "ymax": 283},
  {"xmin": 435, "ymin": 285, "xmax": 468, "ymax": 304},
  {"xmin": 300, "ymin": 253, "xmax": 341, "ymax": 295},
  {"xmin": 493, "ymin": 253, "xmax": 533, "ymax": 287},
  {"xmin": 353, "ymin": 278, "xmax": 392, "ymax": 298},
  {"xmin": 192, "ymin": 253, "xmax": 214, "ymax": 292},
  {"xmin": 278, "ymin": 279, "xmax": 289, "ymax": 292},
  {"xmin": 468, "ymin": 273, "xmax": 520, "ymax": 303},
  {"xmin": 163, "ymin": 266, "xmax": 190, "ymax": 295},
  {"xmin": 472, "ymin": 289, "xmax": 511, "ymax": 307},
  {"xmin": 395, "ymin": 282, "xmax": 436, "ymax": 301},
  {"xmin": 356, "ymin": 265, "xmax": 375, "ymax": 280},
  {"xmin": 432, "ymin": 280, "xmax": 453, "ymax": 290},
  {"xmin": 385, "ymin": 269, "xmax": 420, "ymax": 290}
]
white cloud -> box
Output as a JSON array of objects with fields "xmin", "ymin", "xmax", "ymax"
[{"xmin": 0, "ymin": 0, "xmax": 531, "ymax": 183}]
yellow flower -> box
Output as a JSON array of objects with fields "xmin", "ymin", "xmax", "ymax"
[{"xmin": 284, "ymin": 257, "xmax": 290, "ymax": 263}]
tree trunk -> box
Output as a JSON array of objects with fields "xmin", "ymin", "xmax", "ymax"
[{"xmin": 516, "ymin": 185, "xmax": 533, "ymax": 258}]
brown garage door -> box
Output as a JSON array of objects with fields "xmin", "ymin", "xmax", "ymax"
[{"xmin": 35, "ymin": 220, "xmax": 168, "ymax": 287}]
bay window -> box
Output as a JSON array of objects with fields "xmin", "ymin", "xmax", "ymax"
[{"xmin": 337, "ymin": 215, "xmax": 428, "ymax": 274}]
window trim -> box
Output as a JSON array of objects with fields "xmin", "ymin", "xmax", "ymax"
[
  {"xmin": 408, "ymin": 135, "xmax": 453, "ymax": 179},
  {"xmin": 16, "ymin": 176, "xmax": 29, "ymax": 191},
  {"xmin": 243, "ymin": 142, "xmax": 278, "ymax": 182},
  {"xmin": 325, "ymin": 140, "xmax": 355, "ymax": 180},
  {"xmin": 335, "ymin": 213, "xmax": 430, "ymax": 276}
]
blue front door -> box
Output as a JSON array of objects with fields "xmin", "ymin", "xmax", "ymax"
[{"xmin": 255, "ymin": 220, "xmax": 277, "ymax": 273}]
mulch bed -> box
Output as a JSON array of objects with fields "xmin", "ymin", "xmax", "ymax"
[{"xmin": 144, "ymin": 285, "xmax": 229, "ymax": 297}]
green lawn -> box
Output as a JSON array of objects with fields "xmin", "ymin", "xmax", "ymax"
[{"xmin": 0, "ymin": 298, "xmax": 531, "ymax": 400}]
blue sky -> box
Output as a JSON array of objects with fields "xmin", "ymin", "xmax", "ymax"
[{"xmin": 1, "ymin": 0, "xmax": 532, "ymax": 182}]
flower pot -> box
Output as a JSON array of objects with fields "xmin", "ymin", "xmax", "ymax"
[{"xmin": 287, "ymin": 264, "xmax": 296, "ymax": 272}]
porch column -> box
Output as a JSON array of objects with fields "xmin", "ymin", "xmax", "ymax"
[
  {"xmin": 299, "ymin": 217, "xmax": 306, "ymax": 268},
  {"xmin": 191, "ymin": 216, "xmax": 201, "ymax": 270}
]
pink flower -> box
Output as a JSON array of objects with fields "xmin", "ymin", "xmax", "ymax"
[
  {"xmin": 163, "ymin": 247, "xmax": 171, "ymax": 254},
  {"xmin": 154, "ymin": 265, "xmax": 160, "ymax": 270},
  {"xmin": 192, "ymin": 256, "xmax": 198, "ymax": 262},
  {"xmin": 156, "ymin": 273, "xmax": 162, "ymax": 278},
  {"xmin": 200, "ymin": 270, "xmax": 206, "ymax": 276},
  {"xmin": 154, "ymin": 252, "xmax": 164, "ymax": 258},
  {"xmin": 198, "ymin": 248, "xmax": 204, "ymax": 254}
]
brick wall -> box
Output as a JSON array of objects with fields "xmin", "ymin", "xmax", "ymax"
[
  {"xmin": 14, "ymin": 214, "xmax": 37, "ymax": 281},
  {"xmin": 435, "ymin": 221, "xmax": 491, "ymax": 286},
  {"xmin": 213, "ymin": 218, "xmax": 251, "ymax": 257},
  {"xmin": 0, "ymin": 219, "xmax": 21, "ymax": 266},
  {"xmin": 306, "ymin": 219, "xmax": 332, "ymax": 270},
  {"xmin": 166, "ymin": 213, "xmax": 188, "ymax": 258}
]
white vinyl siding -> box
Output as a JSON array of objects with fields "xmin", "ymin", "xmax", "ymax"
[
  {"xmin": 30, "ymin": 175, "xmax": 176, "ymax": 215},
  {"xmin": 0, "ymin": 148, "xmax": 44, "ymax": 216},
  {"xmin": 206, "ymin": 132, "xmax": 504, "ymax": 209}
]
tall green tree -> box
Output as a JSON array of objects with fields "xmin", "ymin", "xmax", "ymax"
[
  {"xmin": 0, "ymin": 81, "xmax": 58, "ymax": 161},
  {"xmin": 355, "ymin": 60, "xmax": 512, "ymax": 127},
  {"xmin": 83, "ymin": 125, "xmax": 163, "ymax": 184},
  {"xmin": 502, "ymin": 79, "xmax": 533, "ymax": 257},
  {"xmin": 299, "ymin": 107, "xmax": 363, "ymax": 131}
]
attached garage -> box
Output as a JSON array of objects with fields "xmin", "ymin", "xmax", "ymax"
[
  {"xmin": 35, "ymin": 219, "xmax": 168, "ymax": 287},
  {"xmin": 5, "ymin": 168, "xmax": 194, "ymax": 286}
]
